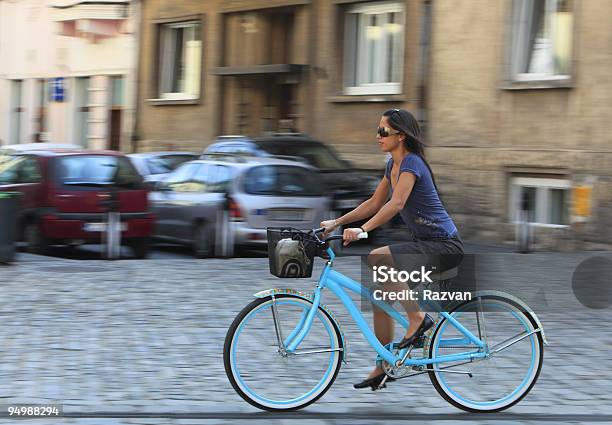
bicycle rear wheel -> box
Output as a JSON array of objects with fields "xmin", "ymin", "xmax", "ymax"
[
  {"xmin": 224, "ymin": 294, "xmax": 343, "ymax": 411},
  {"xmin": 427, "ymin": 295, "xmax": 543, "ymax": 412}
]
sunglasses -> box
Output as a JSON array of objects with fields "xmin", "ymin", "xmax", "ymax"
[{"xmin": 377, "ymin": 126, "xmax": 401, "ymax": 138}]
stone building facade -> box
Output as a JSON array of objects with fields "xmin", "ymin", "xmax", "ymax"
[
  {"xmin": 428, "ymin": 0, "xmax": 612, "ymax": 250},
  {"xmin": 135, "ymin": 0, "xmax": 428, "ymax": 164},
  {"xmin": 0, "ymin": 0, "xmax": 140, "ymax": 152},
  {"xmin": 135, "ymin": 0, "xmax": 612, "ymax": 250}
]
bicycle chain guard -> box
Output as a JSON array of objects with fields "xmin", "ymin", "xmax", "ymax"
[
  {"xmin": 375, "ymin": 319, "xmax": 441, "ymax": 379},
  {"xmin": 375, "ymin": 341, "xmax": 426, "ymax": 379}
]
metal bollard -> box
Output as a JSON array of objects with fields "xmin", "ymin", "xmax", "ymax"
[
  {"xmin": 105, "ymin": 211, "xmax": 121, "ymax": 260},
  {"xmin": 215, "ymin": 196, "xmax": 234, "ymax": 258},
  {"xmin": 516, "ymin": 210, "xmax": 532, "ymax": 253},
  {"xmin": 101, "ymin": 189, "xmax": 121, "ymax": 260}
]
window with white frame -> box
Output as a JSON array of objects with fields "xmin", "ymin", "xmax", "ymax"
[
  {"xmin": 9, "ymin": 80, "xmax": 23, "ymax": 144},
  {"xmin": 343, "ymin": 1, "xmax": 405, "ymax": 95},
  {"xmin": 158, "ymin": 20, "xmax": 202, "ymax": 100},
  {"xmin": 510, "ymin": 177, "xmax": 570, "ymax": 226},
  {"xmin": 510, "ymin": 0, "xmax": 573, "ymax": 81}
]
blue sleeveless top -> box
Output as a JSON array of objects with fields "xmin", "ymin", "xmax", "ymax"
[{"xmin": 385, "ymin": 155, "xmax": 458, "ymax": 240}]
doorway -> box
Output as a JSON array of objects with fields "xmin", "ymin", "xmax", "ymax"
[{"xmin": 108, "ymin": 76, "xmax": 124, "ymax": 151}]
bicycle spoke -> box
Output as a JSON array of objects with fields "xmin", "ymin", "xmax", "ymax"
[
  {"xmin": 292, "ymin": 347, "xmax": 344, "ymax": 356},
  {"xmin": 490, "ymin": 328, "xmax": 542, "ymax": 354}
]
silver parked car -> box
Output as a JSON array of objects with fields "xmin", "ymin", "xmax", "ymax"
[
  {"xmin": 128, "ymin": 151, "xmax": 199, "ymax": 187},
  {"xmin": 149, "ymin": 157, "xmax": 330, "ymax": 257}
]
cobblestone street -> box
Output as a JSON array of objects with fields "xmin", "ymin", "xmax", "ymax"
[{"xmin": 0, "ymin": 253, "xmax": 611, "ymax": 424}]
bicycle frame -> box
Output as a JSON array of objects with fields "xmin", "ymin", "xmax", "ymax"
[{"xmin": 282, "ymin": 247, "xmax": 487, "ymax": 367}]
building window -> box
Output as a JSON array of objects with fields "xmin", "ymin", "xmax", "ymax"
[
  {"xmin": 510, "ymin": 177, "xmax": 570, "ymax": 226},
  {"xmin": 510, "ymin": 0, "xmax": 573, "ymax": 81},
  {"xmin": 110, "ymin": 76, "xmax": 124, "ymax": 107},
  {"xmin": 74, "ymin": 77, "xmax": 90, "ymax": 147},
  {"xmin": 158, "ymin": 20, "xmax": 202, "ymax": 100},
  {"xmin": 343, "ymin": 1, "xmax": 405, "ymax": 95},
  {"xmin": 10, "ymin": 80, "xmax": 23, "ymax": 144}
]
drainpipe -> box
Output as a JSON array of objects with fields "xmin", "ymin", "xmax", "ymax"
[
  {"xmin": 306, "ymin": 0, "xmax": 316, "ymax": 135},
  {"xmin": 130, "ymin": 0, "xmax": 143, "ymax": 153},
  {"xmin": 418, "ymin": 0, "xmax": 432, "ymax": 137}
]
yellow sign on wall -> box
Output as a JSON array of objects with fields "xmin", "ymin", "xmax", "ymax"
[{"xmin": 573, "ymin": 186, "xmax": 592, "ymax": 217}]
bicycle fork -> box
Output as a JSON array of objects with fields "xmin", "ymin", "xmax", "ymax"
[
  {"xmin": 270, "ymin": 287, "xmax": 339, "ymax": 356},
  {"xmin": 270, "ymin": 293, "xmax": 288, "ymax": 356}
]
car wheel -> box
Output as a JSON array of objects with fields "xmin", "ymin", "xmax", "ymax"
[
  {"xmin": 193, "ymin": 222, "xmax": 213, "ymax": 258},
  {"xmin": 128, "ymin": 237, "xmax": 150, "ymax": 259},
  {"xmin": 24, "ymin": 221, "xmax": 50, "ymax": 255}
]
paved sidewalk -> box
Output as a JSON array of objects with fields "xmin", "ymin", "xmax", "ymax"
[{"xmin": 0, "ymin": 253, "xmax": 611, "ymax": 424}]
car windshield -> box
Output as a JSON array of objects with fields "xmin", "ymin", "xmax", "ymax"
[
  {"xmin": 243, "ymin": 165, "xmax": 322, "ymax": 197},
  {"xmin": 146, "ymin": 154, "xmax": 197, "ymax": 175},
  {"xmin": 0, "ymin": 156, "xmax": 25, "ymax": 184},
  {"xmin": 255, "ymin": 142, "xmax": 345, "ymax": 170},
  {"xmin": 56, "ymin": 155, "xmax": 143, "ymax": 188},
  {"xmin": 0, "ymin": 154, "xmax": 13, "ymax": 166}
]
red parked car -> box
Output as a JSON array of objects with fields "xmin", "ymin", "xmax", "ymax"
[{"xmin": 0, "ymin": 146, "xmax": 154, "ymax": 257}]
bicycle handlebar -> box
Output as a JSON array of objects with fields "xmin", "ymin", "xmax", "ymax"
[{"xmin": 312, "ymin": 227, "xmax": 368, "ymax": 243}]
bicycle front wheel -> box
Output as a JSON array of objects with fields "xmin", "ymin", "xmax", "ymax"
[
  {"xmin": 224, "ymin": 294, "xmax": 343, "ymax": 411},
  {"xmin": 428, "ymin": 295, "xmax": 543, "ymax": 412}
]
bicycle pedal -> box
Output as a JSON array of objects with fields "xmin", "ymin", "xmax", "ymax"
[{"xmin": 372, "ymin": 383, "xmax": 387, "ymax": 391}]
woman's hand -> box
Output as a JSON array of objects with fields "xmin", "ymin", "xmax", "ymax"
[
  {"xmin": 320, "ymin": 219, "xmax": 339, "ymax": 237},
  {"xmin": 342, "ymin": 228, "xmax": 363, "ymax": 246}
]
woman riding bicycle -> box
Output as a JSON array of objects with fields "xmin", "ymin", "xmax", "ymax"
[{"xmin": 321, "ymin": 108, "xmax": 464, "ymax": 390}]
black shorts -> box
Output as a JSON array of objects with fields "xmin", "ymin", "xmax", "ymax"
[{"xmin": 388, "ymin": 236, "xmax": 464, "ymax": 276}]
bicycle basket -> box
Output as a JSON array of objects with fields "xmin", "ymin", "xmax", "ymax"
[{"xmin": 267, "ymin": 227, "xmax": 319, "ymax": 278}]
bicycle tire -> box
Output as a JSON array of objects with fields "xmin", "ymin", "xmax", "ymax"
[
  {"xmin": 427, "ymin": 295, "xmax": 544, "ymax": 412},
  {"xmin": 224, "ymin": 294, "xmax": 343, "ymax": 411}
]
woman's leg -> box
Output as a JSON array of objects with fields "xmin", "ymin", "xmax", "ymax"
[
  {"xmin": 357, "ymin": 240, "xmax": 465, "ymax": 384},
  {"xmin": 368, "ymin": 246, "xmax": 426, "ymax": 340},
  {"xmin": 364, "ymin": 246, "xmax": 394, "ymax": 379},
  {"xmin": 362, "ymin": 246, "xmax": 425, "ymax": 379}
]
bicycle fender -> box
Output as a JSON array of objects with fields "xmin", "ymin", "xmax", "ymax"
[
  {"xmin": 440, "ymin": 290, "xmax": 548, "ymax": 345},
  {"xmin": 253, "ymin": 288, "xmax": 348, "ymax": 362}
]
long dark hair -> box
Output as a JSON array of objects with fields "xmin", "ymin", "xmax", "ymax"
[{"xmin": 383, "ymin": 108, "xmax": 438, "ymax": 191}]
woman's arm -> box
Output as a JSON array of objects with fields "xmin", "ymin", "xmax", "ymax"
[{"xmin": 359, "ymin": 172, "xmax": 416, "ymax": 233}]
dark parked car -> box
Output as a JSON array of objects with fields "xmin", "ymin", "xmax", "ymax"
[
  {"xmin": 128, "ymin": 151, "xmax": 199, "ymax": 187},
  {"xmin": 0, "ymin": 147, "xmax": 154, "ymax": 257},
  {"xmin": 203, "ymin": 134, "xmax": 380, "ymax": 215}
]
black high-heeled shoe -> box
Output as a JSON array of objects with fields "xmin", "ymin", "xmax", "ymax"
[
  {"xmin": 398, "ymin": 314, "xmax": 434, "ymax": 349},
  {"xmin": 353, "ymin": 373, "xmax": 395, "ymax": 390}
]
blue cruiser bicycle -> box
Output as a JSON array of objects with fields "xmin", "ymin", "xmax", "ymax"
[{"xmin": 224, "ymin": 228, "xmax": 546, "ymax": 412}]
